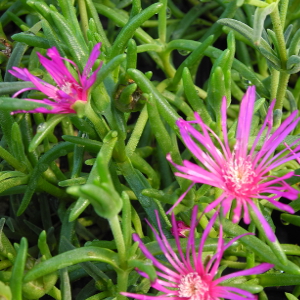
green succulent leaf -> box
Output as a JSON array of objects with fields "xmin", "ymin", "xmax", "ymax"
[
  {"xmin": 285, "ymin": 293, "xmax": 299, "ymax": 300},
  {"xmin": 253, "ymin": 2, "xmax": 277, "ymax": 45},
  {"xmin": 286, "ymin": 55, "xmax": 300, "ymax": 73}
]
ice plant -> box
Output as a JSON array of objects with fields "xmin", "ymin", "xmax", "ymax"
[
  {"xmin": 121, "ymin": 206, "xmax": 273, "ymax": 300},
  {"xmin": 171, "ymin": 220, "xmax": 190, "ymax": 238},
  {"xmin": 167, "ymin": 86, "xmax": 300, "ymax": 242},
  {"xmin": 9, "ymin": 43, "xmax": 102, "ymax": 114}
]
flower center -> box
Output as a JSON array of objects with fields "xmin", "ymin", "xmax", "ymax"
[
  {"xmin": 61, "ymin": 81, "xmax": 74, "ymax": 94},
  {"xmin": 62, "ymin": 80, "xmax": 82, "ymax": 95},
  {"xmin": 222, "ymin": 156, "xmax": 258, "ymax": 197},
  {"xmin": 56, "ymin": 80, "xmax": 83, "ymax": 102},
  {"xmin": 178, "ymin": 272, "xmax": 210, "ymax": 300}
]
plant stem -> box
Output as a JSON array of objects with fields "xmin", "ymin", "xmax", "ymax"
[
  {"xmin": 275, "ymin": 72, "xmax": 290, "ymax": 111},
  {"xmin": 158, "ymin": 0, "xmax": 167, "ymax": 43},
  {"xmin": 85, "ymin": 101, "xmax": 109, "ymax": 140},
  {"xmin": 279, "ymin": 0, "xmax": 289, "ymax": 28},
  {"xmin": 137, "ymin": 44, "xmax": 163, "ymax": 53},
  {"xmin": 269, "ymin": 5, "xmax": 288, "ymax": 111},
  {"xmin": 270, "ymin": 6, "xmax": 287, "ymax": 65},
  {"xmin": 117, "ymin": 270, "xmax": 130, "ymax": 300},
  {"xmin": 160, "ymin": 51, "xmax": 176, "ymax": 78},
  {"xmin": 78, "ymin": 0, "xmax": 89, "ymax": 41},
  {"xmin": 109, "ymin": 214, "xmax": 130, "ymax": 300},
  {"xmin": 270, "ymin": 68, "xmax": 279, "ymax": 101},
  {"xmin": 108, "ymin": 215, "xmax": 126, "ymax": 268}
]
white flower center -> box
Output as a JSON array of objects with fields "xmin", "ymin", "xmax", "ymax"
[
  {"xmin": 178, "ymin": 272, "xmax": 210, "ymax": 300},
  {"xmin": 61, "ymin": 81, "xmax": 74, "ymax": 94},
  {"xmin": 222, "ymin": 156, "xmax": 258, "ymax": 196}
]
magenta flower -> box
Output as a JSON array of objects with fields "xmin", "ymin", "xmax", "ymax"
[
  {"xmin": 171, "ymin": 220, "xmax": 190, "ymax": 238},
  {"xmin": 9, "ymin": 43, "xmax": 102, "ymax": 114},
  {"xmin": 121, "ymin": 207, "xmax": 273, "ymax": 300},
  {"xmin": 167, "ymin": 86, "xmax": 300, "ymax": 242}
]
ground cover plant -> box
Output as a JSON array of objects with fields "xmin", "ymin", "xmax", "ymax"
[{"xmin": 1, "ymin": 0, "xmax": 300, "ymax": 299}]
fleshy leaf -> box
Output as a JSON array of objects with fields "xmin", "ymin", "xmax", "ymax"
[
  {"xmin": 253, "ymin": 2, "xmax": 277, "ymax": 45},
  {"xmin": 0, "ymin": 97, "xmax": 52, "ymax": 111},
  {"xmin": 285, "ymin": 293, "xmax": 299, "ymax": 300},
  {"xmin": 287, "ymin": 55, "xmax": 300, "ymax": 74},
  {"xmin": 217, "ymin": 18, "xmax": 281, "ymax": 68}
]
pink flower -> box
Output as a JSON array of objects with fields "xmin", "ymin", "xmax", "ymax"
[
  {"xmin": 171, "ymin": 220, "xmax": 190, "ymax": 238},
  {"xmin": 9, "ymin": 43, "xmax": 102, "ymax": 114},
  {"xmin": 167, "ymin": 86, "xmax": 300, "ymax": 242},
  {"xmin": 121, "ymin": 206, "xmax": 273, "ymax": 300}
]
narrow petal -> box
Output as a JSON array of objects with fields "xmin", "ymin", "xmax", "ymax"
[
  {"xmin": 259, "ymin": 196, "xmax": 295, "ymax": 213},
  {"xmin": 221, "ymin": 96, "xmax": 231, "ymax": 154},
  {"xmin": 220, "ymin": 286, "xmax": 256, "ymax": 298},
  {"xmin": 236, "ymin": 86, "xmax": 256, "ymax": 157},
  {"xmin": 187, "ymin": 206, "xmax": 202, "ymax": 270},
  {"xmin": 215, "ymin": 263, "xmax": 274, "ymax": 284},
  {"xmin": 206, "ymin": 224, "xmax": 224, "ymax": 277},
  {"xmin": 132, "ymin": 234, "xmax": 179, "ymax": 278},
  {"xmin": 11, "ymin": 98, "xmax": 75, "ymax": 114},
  {"xmin": 41, "ymin": 47, "xmax": 77, "ymax": 86},
  {"xmin": 12, "ymin": 87, "xmax": 37, "ymax": 98},
  {"xmin": 194, "ymin": 113, "xmax": 230, "ymax": 161},
  {"xmin": 149, "ymin": 212, "xmax": 186, "ymax": 273},
  {"xmin": 82, "ymin": 43, "xmax": 102, "ymax": 89},
  {"xmin": 203, "ymin": 193, "xmax": 227, "ymax": 214},
  {"xmin": 13, "ymin": 69, "xmax": 60, "ymax": 100},
  {"xmin": 217, "ymin": 290, "xmax": 256, "ymax": 300},
  {"xmin": 121, "ymin": 292, "xmax": 176, "ymax": 300},
  {"xmin": 256, "ymin": 113, "xmax": 300, "ymax": 168},
  {"xmin": 247, "ymin": 201, "xmax": 276, "ymax": 242},
  {"xmin": 171, "ymin": 212, "xmax": 188, "ymax": 266},
  {"xmin": 9, "ymin": 67, "xmax": 32, "ymax": 81},
  {"xmin": 166, "ymin": 182, "xmax": 194, "ymax": 215},
  {"xmin": 178, "ymin": 120, "xmax": 225, "ymax": 170}
]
